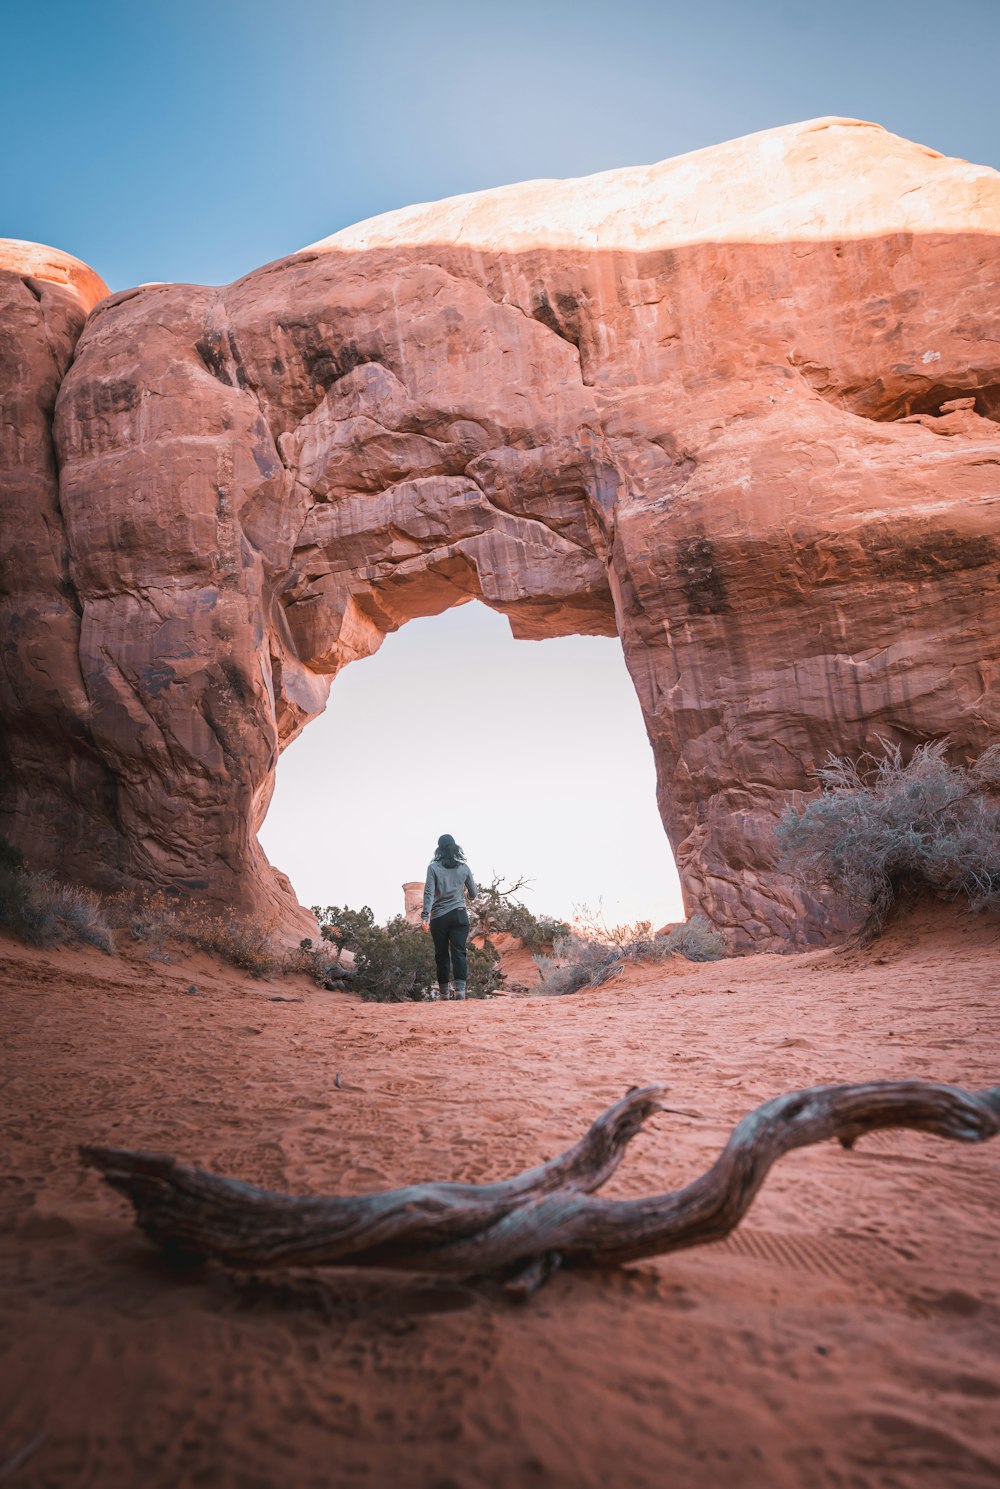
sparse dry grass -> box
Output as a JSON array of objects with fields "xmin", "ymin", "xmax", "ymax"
[
  {"xmin": 179, "ymin": 905, "xmax": 283, "ymax": 978},
  {"xmin": 777, "ymin": 738, "xmax": 1000, "ymax": 938},
  {"xmin": 0, "ymin": 847, "xmax": 115, "ymax": 954},
  {"xmin": 533, "ymin": 910, "xmax": 726, "ymax": 995}
]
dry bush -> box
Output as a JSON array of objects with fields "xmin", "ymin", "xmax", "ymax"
[
  {"xmin": 469, "ymin": 874, "xmax": 570, "ymax": 951},
  {"xmin": 0, "ymin": 840, "xmax": 114, "ymax": 953},
  {"xmin": 777, "ymin": 737, "xmax": 1000, "ymax": 938},
  {"xmin": 40, "ymin": 879, "xmax": 116, "ymax": 953},
  {"xmin": 0, "ymin": 839, "xmax": 325, "ymax": 982},
  {"xmin": 533, "ymin": 907, "xmax": 725, "ymax": 994},
  {"xmin": 313, "ymin": 906, "xmax": 503, "ymax": 1001},
  {"xmin": 284, "ymin": 938, "xmax": 352, "ymax": 988},
  {"xmin": 104, "ymin": 888, "xmax": 282, "ymax": 976},
  {"xmin": 658, "ymin": 915, "xmax": 727, "ymax": 962},
  {"xmin": 311, "ymin": 903, "xmax": 376, "ymax": 960},
  {"xmin": 179, "ymin": 906, "xmax": 282, "ymax": 978},
  {"xmin": 103, "ymin": 888, "xmax": 179, "ymax": 951},
  {"xmin": 355, "ymin": 919, "xmax": 501, "ymax": 1003},
  {"xmin": 533, "ymin": 933, "xmax": 619, "ymax": 995}
]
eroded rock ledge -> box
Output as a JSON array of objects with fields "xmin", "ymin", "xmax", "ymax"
[{"xmin": 2, "ymin": 119, "xmax": 999, "ymax": 948}]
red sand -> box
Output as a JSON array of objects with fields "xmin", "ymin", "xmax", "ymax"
[{"xmin": 1, "ymin": 905, "xmax": 999, "ymax": 1488}]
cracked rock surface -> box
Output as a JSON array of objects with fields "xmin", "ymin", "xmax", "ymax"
[{"xmin": 2, "ymin": 118, "xmax": 999, "ymax": 947}]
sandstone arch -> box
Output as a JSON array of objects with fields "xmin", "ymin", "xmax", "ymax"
[{"xmin": 2, "ymin": 118, "xmax": 999, "ymax": 948}]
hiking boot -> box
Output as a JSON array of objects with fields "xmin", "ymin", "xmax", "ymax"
[{"xmin": 454, "ymin": 980, "xmax": 467, "ymax": 1000}]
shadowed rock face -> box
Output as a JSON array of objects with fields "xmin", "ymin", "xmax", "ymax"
[
  {"xmin": 2, "ymin": 118, "xmax": 999, "ymax": 948},
  {"xmin": 0, "ymin": 244, "xmax": 123, "ymax": 885}
]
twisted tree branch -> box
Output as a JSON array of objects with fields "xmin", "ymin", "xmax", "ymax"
[
  {"xmin": 81, "ymin": 1086, "xmax": 665, "ymax": 1268},
  {"xmin": 81, "ymin": 1080, "xmax": 1000, "ymax": 1296}
]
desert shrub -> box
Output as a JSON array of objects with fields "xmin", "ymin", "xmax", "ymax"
[
  {"xmin": 103, "ymin": 888, "xmax": 179, "ymax": 950},
  {"xmin": 350, "ymin": 915, "xmax": 438, "ymax": 1001},
  {"xmin": 313, "ymin": 905, "xmax": 503, "ymax": 1001},
  {"xmin": 106, "ymin": 888, "xmax": 346, "ymax": 983},
  {"xmin": 516, "ymin": 912, "xmax": 572, "ymax": 951},
  {"xmin": 485, "ymin": 899, "xmax": 570, "ymax": 951},
  {"xmin": 284, "ymin": 937, "xmax": 352, "ymax": 988},
  {"xmin": 570, "ymin": 906, "xmax": 674, "ymax": 961},
  {"xmin": 460, "ymin": 937, "xmax": 503, "ymax": 998},
  {"xmin": 658, "ymin": 915, "xmax": 727, "ymax": 962},
  {"xmin": 776, "ymin": 738, "xmax": 1000, "ymax": 937},
  {"xmin": 533, "ymin": 931, "xmax": 619, "ymax": 995},
  {"xmin": 105, "ymin": 887, "xmax": 292, "ymax": 976},
  {"xmin": 0, "ymin": 840, "xmax": 114, "ymax": 953},
  {"xmin": 180, "ymin": 905, "xmax": 282, "ymax": 977},
  {"xmin": 533, "ymin": 908, "xmax": 726, "ymax": 994},
  {"xmin": 40, "ymin": 879, "xmax": 116, "ymax": 953},
  {"xmin": 311, "ymin": 903, "xmax": 376, "ymax": 960},
  {"xmin": 606, "ymin": 920, "xmax": 662, "ymax": 960},
  {"xmin": 469, "ymin": 874, "xmax": 570, "ymax": 951},
  {"xmin": 357, "ymin": 919, "xmax": 501, "ymax": 1003}
]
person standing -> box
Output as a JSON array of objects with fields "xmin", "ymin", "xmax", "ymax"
[{"xmin": 421, "ymin": 834, "xmax": 477, "ymax": 999}]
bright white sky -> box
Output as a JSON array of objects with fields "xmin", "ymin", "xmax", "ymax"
[{"xmin": 258, "ymin": 601, "xmax": 683, "ymax": 929}]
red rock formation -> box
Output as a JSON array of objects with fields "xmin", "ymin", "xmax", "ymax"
[
  {"xmin": 0, "ymin": 243, "xmax": 121, "ymax": 886},
  {"xmin": 2, "ymin": 119, "xmax": 999, "ymax": 947}
]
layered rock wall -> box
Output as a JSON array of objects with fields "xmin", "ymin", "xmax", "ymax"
[
  {"xmin": 0, "ymin": 244, "xmax": 124, "ymax": 886},
  {"xmin": 2, "ymin": 120, "xmax": 999, "ymax": 946}
]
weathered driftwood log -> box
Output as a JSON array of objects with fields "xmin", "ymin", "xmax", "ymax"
[{"xmin": 81, "ymin": 1080, "xmax": 1000, "ymax": 1297}]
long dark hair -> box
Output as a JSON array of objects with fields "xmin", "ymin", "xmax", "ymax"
[{"xmin": 434, "ymin": 834, "xmax": 465, "ymax": 869}]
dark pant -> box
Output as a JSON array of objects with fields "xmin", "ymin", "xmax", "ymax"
[{"xmin": 429, "ymin": 907, "xmax": 469, "ymax": 988}]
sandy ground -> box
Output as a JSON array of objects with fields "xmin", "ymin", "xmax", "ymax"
[{"xmin": 1, "ymin": 906, "xmax": 998, "ymax": 1489}]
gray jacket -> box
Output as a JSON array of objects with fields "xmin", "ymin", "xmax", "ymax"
[{"xmin": 422, "ymin": 860, "xmax": 478, "ymax": 922}]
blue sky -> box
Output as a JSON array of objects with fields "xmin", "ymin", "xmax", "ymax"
[
  {"xmin": 4, "ymin": 0, "xmax": 997, "ymax": 291},
  {"xmin": 5, "ymin": 0, "xmax": 996, "ymax": 924}
]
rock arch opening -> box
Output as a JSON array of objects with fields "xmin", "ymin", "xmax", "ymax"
[{"xmin": 258, "ymin": 600, "xmax": 683, "ymax": 928}]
